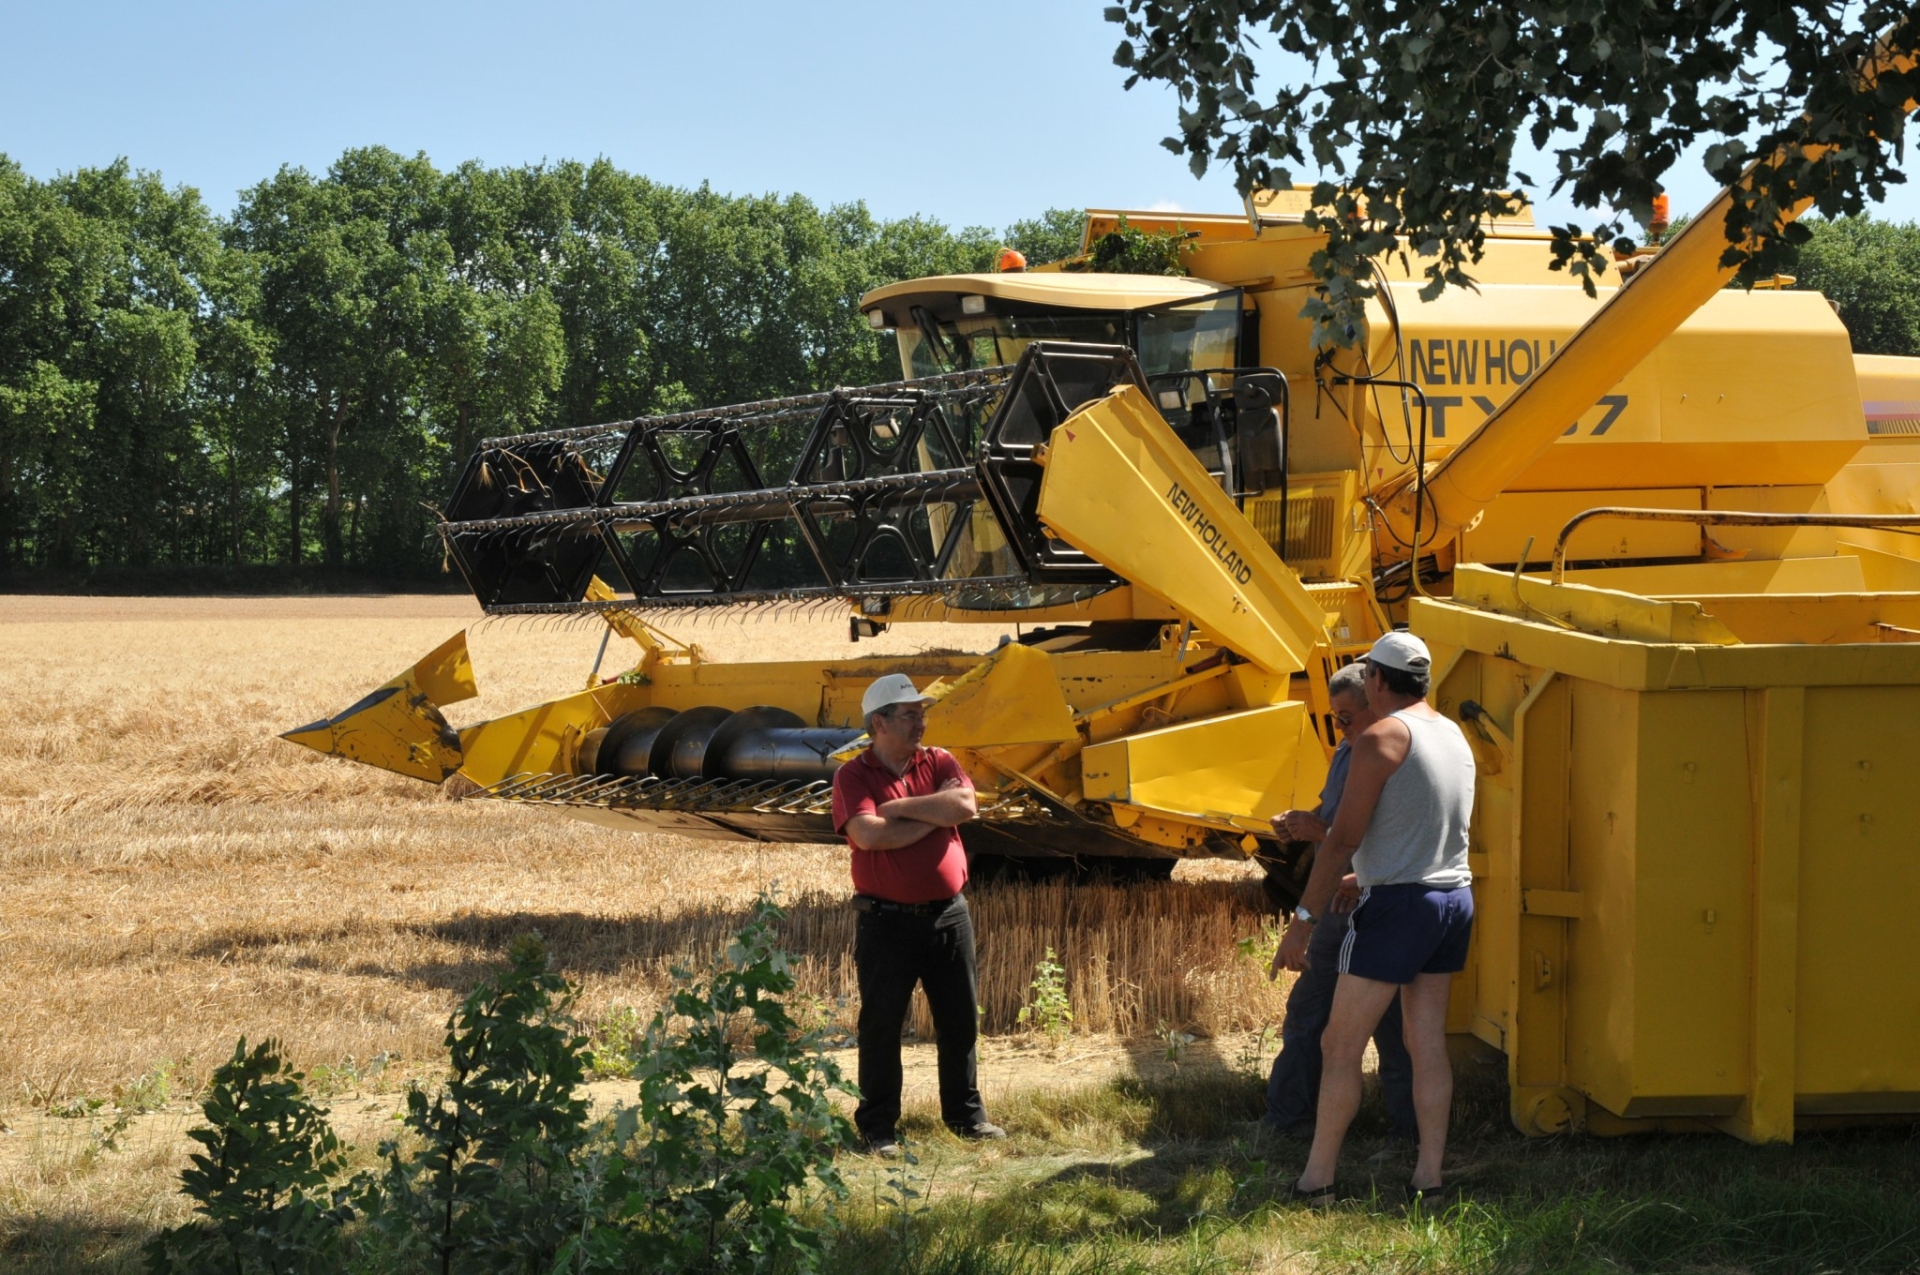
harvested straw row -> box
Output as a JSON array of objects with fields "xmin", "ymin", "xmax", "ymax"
[{"xmin": 502, "ymin": 879, "xmax": 1289, "ymax": 1042}]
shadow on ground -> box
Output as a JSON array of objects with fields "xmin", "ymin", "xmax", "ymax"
[{"xmin": 0, "ymin": 1212, "xmax": 147, "ymax": 1275}]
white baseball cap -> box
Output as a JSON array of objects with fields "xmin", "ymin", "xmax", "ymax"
[
  {"xmin": 861, "ymin": 673, "xmax": 934, "ymax": 718},
  {"xmin": 1367, "ymin": 631, "xmax": 1431, "ymax": 672}
]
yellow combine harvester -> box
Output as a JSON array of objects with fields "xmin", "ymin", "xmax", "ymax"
[{"xmin": 287, "ymin": 88, "xmax": 1920, "ymax": 1139}]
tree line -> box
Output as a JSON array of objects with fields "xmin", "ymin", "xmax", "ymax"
[
  {"xmin": 0, "ymin": 145, "xmax": 1914, "ymax": 582},
  {"xmin": 0, "ymin": 148, "xmax": 1081, "ymax": 579}
]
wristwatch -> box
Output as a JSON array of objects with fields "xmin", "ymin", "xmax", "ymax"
[{"xmin": 1294, "ymin": 904, "xmax": 1316, "ymax": 925}]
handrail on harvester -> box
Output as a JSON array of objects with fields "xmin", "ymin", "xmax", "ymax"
[
  {"xmin": 1377, "ymin": 29, "xmax": 1920, "ymax": 560},
  {"xmin": 1549, "ymin": 507, "xmax": 1920, "ymax": 583}
]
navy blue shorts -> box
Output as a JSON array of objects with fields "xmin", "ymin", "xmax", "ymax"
[{"xmin": 1339, "ymin": 883, "xmax": 1474, "ymax": 984}]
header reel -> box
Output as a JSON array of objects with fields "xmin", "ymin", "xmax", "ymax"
[{"xmin": 437, "ymin": 343, "xmax": 1295, "ymax": 615}]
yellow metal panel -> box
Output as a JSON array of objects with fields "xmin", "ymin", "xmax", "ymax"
[
  {"xmin": 458, "ymin": 684, "xmax": 632, "ymax": 786},
  {"xmin": 1243, "ymin": 471, "xmax": 1365, "ymax": 581},
  {"xmin": 1427, "ymin": 538, "xmax": 1920, "ymax": 1138},
  {"xmin": 1810, "ymin": 458, "xmax": 1920, "ymax": 560},
  {"xmin": 1432, "ymin": 655, "xmax": 1494, "ymax": 1042},
  {"xmin": 638, "ymin": 654, "xmax": 986, "ymax": 728},
  {"xmin": 1854, "ymin": 352, "xmax": 1920, "ymax": 416},
  {"xmin": 1247, "ymin": 186, "xmax": 1535, "ymax": 232},
  {"xmin": 1522, "ymin": 890, "xmax": 1583, "ymax": 918},
  {"xmin": 1462, "ymin": 488, "xmax": 1703, "ymax": 566},
  {"xmin": 1839, "ymin": 541, "xmax": 1920, "ymax": 591},
  {"xmin": 886, "ymin": 585, "xmax": 1180, "ymax": 625},
  {"xmin": 1561, "ymin": 679, "xmax": 1641, "ymax": 1114},
  {"xmin": 1448, "ymin": 564, "xmax": 1739, "ymax": 646},
  {"xmin": 1510, "ymin": 441, "xmax": 1866, "ymax": 493},
  {"xmin": 1653, "ymin": 294, "xmax": 1863, "ymax": 452},
  {"xmin": 1385, "ymin": 114, "xmax": 1896, "ymax": 542},
  {"xmin": 1037, "ymin": 383, "xmax": 1329, "ymax": 675},
  {"xmin": 1563, "ymin": 555, "xmax": 1867, "ymax": 597},
  {"xmin": 1793, "ymin": 686, "xmax": 1920, "ymax": 1105},
  {"xmin": 1597, "ymin": 689, "xmax": 1749, "ymax": 1117},
  {"xmin": 280, "ymin": 630, "xmax": 477, "ymax": 783},
  {"xmin": 1681, "ymin": 591, "xmax": 1920, "ymax": 645},
  {"xmin": 1508, "ymin": 672, "xmax": 1580, "ymax": 1131},
  {"xmin": 1718, "ymin": 687, "xmax": 1805, "ymax": 1142},
  {"xmin": 923, "ymin": 643, "xmax": 1077, "ymax": 748},
  {"xmin": 1224, "ymin": 662, "xmax": 1295, "ymax": 710},
  {"xmin": 1081, "ymin": 702, "xmax": 1328, "ymax": 826},
  {"xmin": 1414, "ymin": 599, "xmax": 1665, "ymax": 691},
  {"xmin": 411, "ymin": 630, "xmax": 479, "ymax": 705},
  {"xmin": 1084, "ymin": 209, "xmax": 1260, "ymax": 247}
]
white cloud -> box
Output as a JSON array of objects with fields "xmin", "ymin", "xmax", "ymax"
[{"xmin": 1146, "ymin": 199, "xmax": 1186, "ymax": 213}]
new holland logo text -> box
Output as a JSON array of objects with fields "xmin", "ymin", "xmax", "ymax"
[{"xmin": 1166, "ymin": 481, "xmax": 1255, "ymax": 585}]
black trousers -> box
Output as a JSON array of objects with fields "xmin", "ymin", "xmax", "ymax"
[{"xmin": 853, "ymin": 896, "xmax": 987, "ymax": 1140}]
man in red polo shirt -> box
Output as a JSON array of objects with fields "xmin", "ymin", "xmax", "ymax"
[{"xmin": 832, "ymin": 673, "xmax": 1006, "ymax": 1157}]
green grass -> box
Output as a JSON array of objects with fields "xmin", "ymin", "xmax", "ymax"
[
  {"xmin": 11, "ymin": 1063, "xmax": 1920, "ymax": 1274},
  {"xmin": 824, "ymin": 1067, "xmax": 1920, "ymax": 1275}
]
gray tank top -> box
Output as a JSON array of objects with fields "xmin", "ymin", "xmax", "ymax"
[{"xmin": 1352, "ymin": 708, "xmax": 1475, "ymax": 889}]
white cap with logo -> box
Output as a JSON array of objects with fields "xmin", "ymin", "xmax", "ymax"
[
  {"xmin": 1367, "ymin": 630, "xmax": 1432, "ymax": 672},
  {"xmin": 861, "ymin": 673, "xmax": 934, "ymax": 718}
]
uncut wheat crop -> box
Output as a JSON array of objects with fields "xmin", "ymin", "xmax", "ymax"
[{"xmin": 0, "ymin": 595, "xmax": 1287, "ymax": 1106}]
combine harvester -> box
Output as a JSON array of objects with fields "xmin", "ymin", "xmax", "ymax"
[{"xmin": 288, "ymin": 72, "xmax": 1920, "ymax": 1141}]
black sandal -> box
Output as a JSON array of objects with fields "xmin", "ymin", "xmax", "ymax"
[
  {"xmin": 1282, "ymin": 1180, "xmax": 1339, "ymax": 1209},
  {"xmin": 1404, "ymin": 1180, "xmax": 1452, "ymax": 1210}
]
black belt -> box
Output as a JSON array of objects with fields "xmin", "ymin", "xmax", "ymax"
[{"xmin": 852, "ymin": 893, "xmax": 960, "ymax": 917}]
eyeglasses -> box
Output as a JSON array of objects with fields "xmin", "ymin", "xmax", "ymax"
[
  {"xmin": 884, "ymin": 706, "xmax": 927, "ymax": 724},
  {"xmin": 1333, "ymin": 710, "xmax": 1356, "ymax": 727}
]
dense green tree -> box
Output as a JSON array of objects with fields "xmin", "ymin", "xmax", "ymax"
[
  {"xmin": 0, "ymin": 159, "xmax": 219, "ymax": 569},
  {"xmin": 1106, "ymin": 2, "xmax": 1920, "ymax": 347},
  {"xmin": 228, "ymin": 147, "xmax": 447, "ymax": 567},
  {"xmin": 0, "ymin": 148, "xmax": 1104, "ymax": 579},
  {"xmin": 1789, "ymin": 216, "xmax": 1920, "ymax": 357},
  {"xmin": 1004, "ymin": 208, "xmax": 1087, "ymax": 267}
]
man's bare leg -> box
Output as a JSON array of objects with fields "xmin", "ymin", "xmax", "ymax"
[
  {"xmin": 1296, "ymin": 973, "xmax": 1398, "ymax": 1191},
  {"xmin": 1399, "ymin": 971, "xmax": 1455, "ymax": 1191}
]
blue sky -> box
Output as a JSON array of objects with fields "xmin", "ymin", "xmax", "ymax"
[{"xmin": 3, "ymin": 1, "xmax": 1908, "ymax": 233}]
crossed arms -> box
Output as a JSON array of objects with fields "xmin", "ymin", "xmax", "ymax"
[{"xmin": 844, "ymin": 780, "xmax": 977, "ymax": 851}]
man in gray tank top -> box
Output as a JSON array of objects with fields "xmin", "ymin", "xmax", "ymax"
[{"xmin": 1273, "ymin": 631, "xmax": 1476, "ymax": 1206}]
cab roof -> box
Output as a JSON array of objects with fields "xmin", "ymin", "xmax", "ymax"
[{"xmin": 858, "ymin": 272, "xmax": 1228, "ymax": 326}]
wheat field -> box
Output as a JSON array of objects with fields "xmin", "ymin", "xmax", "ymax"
[{"xmin": 0, "ymin": 594, "xmax": 1286, "ymax": 1112}]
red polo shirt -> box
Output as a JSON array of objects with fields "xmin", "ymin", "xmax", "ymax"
[{"xmin": 831, "ymin": 745, "xmax": 971, "ymax": 904}]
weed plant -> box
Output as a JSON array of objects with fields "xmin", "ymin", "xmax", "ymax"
[
  {"xmin": 144, "ymin": 899, "xmax": 856, "ymax": 1275},
  {"xmin": 1016, "ymin": 949, "xmax": 1072, "ymax": 1045},
  {"xmin": 142, "ymin": 1039, "xmax": 349, "ymax": 1275}
]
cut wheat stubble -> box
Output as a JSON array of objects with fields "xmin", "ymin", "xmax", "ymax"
[{"xmin": 0, "ymin": 596, "xmax": 1284, "ymax": 1105}]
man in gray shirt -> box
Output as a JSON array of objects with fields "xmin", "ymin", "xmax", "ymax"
[
  {"xmin": 1263, "ymin": 663, "xmax": 1414, "ymax": 1142},
  {"xmin": 1274, "ymin": 631, "xmax": 1476, "ymax": 1206}
]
